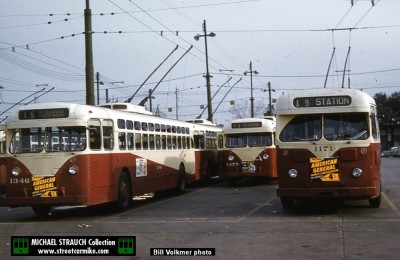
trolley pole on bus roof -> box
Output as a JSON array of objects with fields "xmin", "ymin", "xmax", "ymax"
[{"xmin": 85, "ymin": 0, "xmax": 95, "ymax": 105}]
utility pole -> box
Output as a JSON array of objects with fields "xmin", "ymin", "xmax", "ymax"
[
  {"xmin": 175, "ymin": 87, "xmax": 179, "ymax": 120},
  {"xmin": 85, "ymin": 0, "xmax": 95, "ymax": 105},
  {"xmin": 96, "ymin": 72, "xmax": 104, "ymax": 105},
  {"xmin": 243, "ymin": 61, "xmax": 258, "ymax": 118},
  {"xmin": 149, "ymin": 89, "xmax": 153, "ymax": 112},
  {"xmin": 267, "ymin": 82, "xmax": 276, "ymax": 116},
  {"xmin": 194, "ymin": 20, "xmax": 216, "ymax": 123}
]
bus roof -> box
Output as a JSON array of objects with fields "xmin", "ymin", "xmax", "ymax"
[
  {"xmin": 100, "ymin": 103, "xmax": 152, "ymax": 115},
  {"xmin": 185, "ymin": 119, "xmax": 214, "ymax": 126},
  {"xmin": 275, "ymin": 88, "xmax": 376, "ymax": 115},
  {"xmin": 5, "ymin": 102, "xmax": 222, "ymax": 133},
  {"xmin": 223, "ymin": 117, "xmax": 276, "ymax": 133}
]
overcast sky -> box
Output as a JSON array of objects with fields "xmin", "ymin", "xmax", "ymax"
[{"xmin": 1, "ymin": 0, "xmax": 399, "ymax": 125}]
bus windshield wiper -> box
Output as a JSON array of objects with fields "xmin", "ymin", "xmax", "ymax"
[
  {"xmin": 293, "ymin": 136, "xmax": 319, "ymax": 144},
  {"xmin": 346, "ymin": 130, "xmax": 367, "ymax": 144},
  {"xmin": 352, "ymin": 130, "xmax": 367, "ymax": 140}
]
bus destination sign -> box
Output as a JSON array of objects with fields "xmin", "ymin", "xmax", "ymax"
[
  {"xmin": 19, "ymin": 108, "xmax": 69, "ymax": 120},
  {"xmin": 293, "ymin": 95, "xmax": 351, "ymax": 108},
  {"xmin": 232, "ymin": 122, "xmax": 262, "ymax": 128}
]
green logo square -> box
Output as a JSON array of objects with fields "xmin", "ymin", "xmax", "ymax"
[
  {"xmin": 118, "ymin": 238, "xmax": 135, "ymax": 255},
  {"xmin": 12, "ymin": 238, "xmax": 29, "ymax": 255}
]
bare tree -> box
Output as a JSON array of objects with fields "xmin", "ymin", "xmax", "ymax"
[{"xmin": 229, "ymin": 100, "xmax": 267, "ymax": 119}]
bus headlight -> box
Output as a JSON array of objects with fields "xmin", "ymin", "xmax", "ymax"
[
  {"xmin": 352, "ymin": 168, "xmax": 362, "ymax": 177},
  {"xmin": 262, "ymin": 154, "xmax": 269, "ymax": 160},
  {"xmin": 68, "ymin": 165, "xmax": 78, "ymax": 175},
  {"xmin": 228, "ymin": 155, "xmax": 235, "ymax": 161},
  {"xmin": 288, "ymin": 169, "xmax": 298, "ymax": 178},
  {"xmin": 12, "ymin": 167, "xmax": 21, "ymax": 176}
]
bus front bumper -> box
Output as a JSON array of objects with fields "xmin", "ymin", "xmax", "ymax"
[
  {"xmin": 277, "ymin": 186, "xmax": 380, "ymax": 199},
  {"xmin": 0, "ymin": 196, "xmax": 87, "ymax": 208}
]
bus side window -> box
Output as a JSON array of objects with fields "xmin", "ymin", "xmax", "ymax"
[
  {"xmin": 177, "ymin": 136, "xmax": 182, "ymax": 149},
  {"xmin": 119, "ymin": 132, "xmax": 126, "ymax": 150},
  {"xmin": 194, "ymin": 131, "xmax": 205, "ymax": 149},
  {"xmin": 161, "ymin": 135, "xmax": 166, "ymax": 149},
  {"xmin": 149, "ymin": 134, "xmax": 155, "ymax": 150},
  {"xmin": 218, "ymin": 134, "xmax": 223, "ymax": 149},
  {"xmin": 371, "ymin": 106, "xmax": 379, "ymax": 140},
  {"xmin": 194, "ymin": 135, "xmax": 204, "ymax": 149},
  {"xmin": 89, "ymin": 119, "xmax": 101, "ymax": 150},
  {"xmin": 0, "ymin": 130, "xmax": 5, "ymax": 154},
  {"xmin": 167, "ymin": 136, "xmax": 172, "ymax": 149},
  {"xmin": 143, "ymin": 134, "xmax": 149, "ymax": 150},
  {"xmin": 155, "ymin": 135, "xmax": 161, "ymax": 150},
  {"xmin": 182, "ymin": 136, "xmax": 186, "ymax": 149},
  {"xmin": 135, "ymin": 133, "xmax": 141, "ymax": 150},
  {"xmin": 103, "ymin": 119, "xmax": 114, "ymax": 150},
  {"xmin": 127, "ymin": 133, "xmax": 134, "ymax": 150}
]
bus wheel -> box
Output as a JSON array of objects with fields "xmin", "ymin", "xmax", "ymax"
[
  {"xmin": 369, "ymin": 195, "xmax": 381, "ymax": 208},
  {"xmin": 175, "ymin": 165, "xmax": 186, "ymax": 195},
  {"xmin": 369, "ymin": 183, "xmax": 382, "ymax": 208},
  {"xmin": 228, "ymin": 179, "xmax": 237, "ymax": 187},
  {"xmin": 114, "ymin": 172, "xmax": 131, "ymax": 212},
  {"xmin": 280, "ymin": 197, "xmax": 294, "ymax": 209},
  {"xmin": 32, "ymin": 206, "xmax": 52, "ymax": 217}
]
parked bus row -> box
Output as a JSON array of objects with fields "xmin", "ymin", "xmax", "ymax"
[
  {"xmin": 218, "ymin": 87, "xmax": 381, "ymax": 212},
  {"xmin": 0, "ymin": 102, "xmax": 220, "ymax": 216},
  {"xmin": 0, "ymin": 88, "xmax": 381, "ymax": 215}
]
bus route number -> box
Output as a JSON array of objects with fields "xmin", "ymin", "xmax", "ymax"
[{"xmin": 293, "ymin": 96, "xmax": 351, "ymax": 108}]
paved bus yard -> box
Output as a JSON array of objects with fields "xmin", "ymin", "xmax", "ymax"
[{"xmin": 0, "ymin": 157, "xmax": 399, "ymax": 259}]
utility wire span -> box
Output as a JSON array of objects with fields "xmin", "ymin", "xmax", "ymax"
[{"xmin": 0, "ymin": 0, "xmax": 259, "ymax": 18}]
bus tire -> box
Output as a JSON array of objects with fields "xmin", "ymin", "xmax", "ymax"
[
  {"xmin": 369, "ymin": 184, "xmax": 381, "ymax": 208},
  {"xmin": 175, "ymin": 164, "xmax": 186, "ymax": 195},
  {"xmin": 228, "ymin": 179, "xmax": 237, "ymax": 187},
  {"xmin": 32, "ymin": 206, "xmax": 52, "ymax": 217},
  {"xmin": 281, "ymin": 197, "xmax": 294, "ymax": 209},
  {"xmin": 369, "ymin": 195, "xmax": 381, "ymax": 208},
  {"xmin": 114, "ymin": 172, "xmax": 131, "ymax": 212}
]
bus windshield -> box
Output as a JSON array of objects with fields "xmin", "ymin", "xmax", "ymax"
[
  {"xmin": 10, "ymin": 126, "xmax": 87, "ymax": 153},
  {"xmin": 226, "ymin": 133, "xmax": 272, "ymax": 148},
  {"xmin": 279, "ymin": 113, "xmax": 368, "ymax": 142}
]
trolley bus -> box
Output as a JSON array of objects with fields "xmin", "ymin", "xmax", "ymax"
[
  {"xmin": 275, "ymin": 88, "xmax": 381, "ymax": 208},
  {"xmin": 0, "ymin": 102, "xmax": 221, "ymax": 215},
  {"xmin": 217, "ymin": 117, "xmax": 277, "ymax": 185}
]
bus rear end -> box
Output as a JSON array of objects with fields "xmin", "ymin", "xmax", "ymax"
[{"xmin": 275, "ymin": 89, "xmax": 381, "ymax": 208}]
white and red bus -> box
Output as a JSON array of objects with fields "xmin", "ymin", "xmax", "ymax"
[
  {"xmin": 275, "ymin": 88, "xmax": 381, "ymax": 208},
  {"xmin": 0, "ymin": 102, "xmax": 221, "ymax": 215},
  {"xmin": 217, "ymin": 117, "xmax": 277, "ymax": 185}
]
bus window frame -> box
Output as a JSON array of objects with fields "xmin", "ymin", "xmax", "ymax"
[
  {"xmin": 119, "ymin": 132, "xmax": 126, "ymax": 150},
  {"xmin": 278, "ymin": 114, "xmax": 322, "ymax": 142},
  {"xmin": 89, "ymin": 119, "xmax": 101, "ymax": 150},
  {"xmin": 102, "ymin": 119, "xmax": 114, "ymax": 150},
  {"xmin": 127, "ymin": 132, "xmax": 134, "ymax": 150}
]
